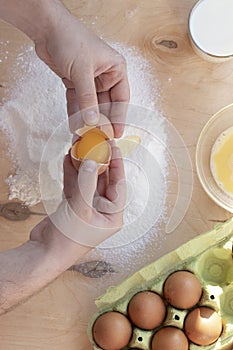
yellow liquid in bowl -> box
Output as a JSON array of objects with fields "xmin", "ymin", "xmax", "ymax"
[{"xmin": 210, "ymin": 126, "xmax": 233, "ymax": 196}]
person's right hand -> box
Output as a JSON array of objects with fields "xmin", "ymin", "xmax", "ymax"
[
  {"xmin": 35, "ymin": 6, "xmax": 130, "ymax": 137},
  {"xmin": 1, "ymin": 0, "xmax": 129, "ymax": 135},
  {"xmin": 47, "ymin": 144, "xmax": 126, "ymax": 247}
]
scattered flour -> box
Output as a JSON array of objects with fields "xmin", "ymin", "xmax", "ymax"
[
  {"xmin": 0, "ymin": 42, "xmax": 165, "ymax": 204},
  {"xmin": 0, "ymin": 41, "xmax": 168, "ymax": 278},
  {"xmin": 0, "ymin": 46, "xmax": 67, "ymax": 205}
]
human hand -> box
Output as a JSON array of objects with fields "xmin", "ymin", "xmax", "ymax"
[
  {"xmin": 0, "ymin": 1, "xmax": 129, "ymax": 135},
  {"xmin": 35, "ymin": 7, "xmax": 130, "ymax": 137},
  {"xmin": 54, "ymin": 143, "xmax": 126, "ymax": 247},
  {"xmin": 0, "ymin": 144, "xmax": 124, "ymax": 315},
  {"xmin": 0, "ymin": 143, "xmax": 125, "ymax": 314},
  {"xmin": 30, "ymin": 143, "xmax": 125, "ymax": 275}
]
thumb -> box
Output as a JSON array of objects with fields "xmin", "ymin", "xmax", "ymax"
[
  {"xmin": 72, "ymin": 68, "xmax": 100, "ymax": 126},
  {"xmin": 71, "ymin": 160, "xmax": 98, "ymax": 219}
]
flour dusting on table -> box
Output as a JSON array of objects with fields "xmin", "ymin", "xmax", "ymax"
[{"xmin": 0, "ymin": 42, "xmax": 168, "ymax": 273}]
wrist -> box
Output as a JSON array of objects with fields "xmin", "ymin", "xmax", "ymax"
[
  {"xmin": 47, "ymin": 225, "xmax": 91, "ymax": 262},
  {"xmin": 30, "ymin": 218, "xmax": 91, "ymax": 268},
  {"xmin": 29, "ymin": 0, "xmax": 70, "ymax": 44},
  {"xmin": 0, "ymin": 0, "xmax": 70, "ymax": 43}
]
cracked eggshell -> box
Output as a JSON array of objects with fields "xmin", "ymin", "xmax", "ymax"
[
  {"xmin": 75, "ymin": 113, "xmax": 114, "ymax": 140},
  {"xmin": 71, "ymin": 126, "xmax": 112, "ymax": 175}
]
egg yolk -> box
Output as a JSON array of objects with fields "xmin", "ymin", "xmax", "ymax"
[
  {"xmin": 211, "ymin": 126, "xmax": 233, "ymax": 195},
  {"xmin": 73, "ymin": 128, "xmax": 110, "ymax": 164}
]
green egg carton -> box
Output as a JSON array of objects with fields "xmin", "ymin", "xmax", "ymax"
[{"xmin": 88, "ymin": 218, "xmax": 233, "ymax": 350}]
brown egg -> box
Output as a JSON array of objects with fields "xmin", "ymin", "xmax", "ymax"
[
  {"xmin": 92, "ymin": 311, "xmax": 132, "ymax": 350},
  {"xmin": 151, "ymin": 326, "xmax": 189, "ymax": 350},
  {"xmin": 184, "ymin": 306, "xmax": 222, "ymax": 345},
  {"xmin": 128, "ymin": 291, "xmax": 166, "ymax": 330},
  {"xmin": 163, "ymin": 270, "xmax": 202, "ymax": 309}
]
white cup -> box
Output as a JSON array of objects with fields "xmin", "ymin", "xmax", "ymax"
[{"xmin": 189, "ymin": 0, "xmax": 233, "ymax": 62}]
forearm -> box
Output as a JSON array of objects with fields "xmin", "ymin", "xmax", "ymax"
[
  {"xmin": 0, "ymin": 228, "xmax": 90, "ymax": 315},
  {"xmin": 0, "ymin": 0, "xmax": 69, "ymax": 42}
]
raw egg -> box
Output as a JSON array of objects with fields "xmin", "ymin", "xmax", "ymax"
[
  {"xmin": 116, "ymin": 135, "xmax": 141, "ymax": 157},
  {"xmin": 71, "ymin": 127, "xmax": 111, "ymax": 175},
  {"xmin": 184, "ymin": 306, "xmax": 222, "ymax": 346},
  {"xmin": 71, "ymin": 112, "xmax": 142, "ymax": 174},
  {"xmin": 151, "ymin": 326, "xmax": 189, "ymax": 350},
  {"xmin": 210, "ymin": 126, "xmax": 233, "ymax": 196},
  {"xmin": 163, "ymin": 270, "xmax": 202, "ymax": 309},
  {"xmin": 128, "ymin": 291, "xmax": 166, "ymax": 330},
  {"xmin": 92, "ymin": 311, "xmax": 132, "ymax": 350}
]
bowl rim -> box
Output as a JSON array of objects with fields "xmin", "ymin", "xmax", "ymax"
[
  {"xmin": 188, "ymin": 0, "xmax": 233, "ymax": 60},
  {"xmin": 196, "ymin": 103, "xmax": 233, "ymax": 213}
]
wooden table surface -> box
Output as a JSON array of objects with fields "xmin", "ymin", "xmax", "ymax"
[{"xmin": 0, "ymin": 1, "xmax": 233, "ymax": 349}]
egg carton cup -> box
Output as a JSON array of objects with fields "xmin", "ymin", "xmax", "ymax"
[{"xmin": 88, "ymin": 218, "xmax": 233, "ymax": 350}]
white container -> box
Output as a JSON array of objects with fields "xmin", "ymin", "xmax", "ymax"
[{"xmin": 189, "ymin": 0, "xmax": 233, "ymax": 62}]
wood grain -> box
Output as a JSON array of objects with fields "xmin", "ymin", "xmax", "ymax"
[{"xmin": 0, "ymin": 0, "xmax": 233, "ymax": 349}]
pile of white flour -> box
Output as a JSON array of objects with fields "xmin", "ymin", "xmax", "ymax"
[{"xmin": 0, "ymin": 42, "xmax": 168, "ymax": 276}]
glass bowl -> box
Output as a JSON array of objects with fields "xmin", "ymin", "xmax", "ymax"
[{"xmin": 196, "ymin": 103, "xmax": 233, "ymax": 213}]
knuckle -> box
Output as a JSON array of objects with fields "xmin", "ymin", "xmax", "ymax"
[
  {"xmin": 78, "ymin": 92, "xmax": 97, "ymax": 103},
  {"xmin": 95, "ymin": 76, "xmax": 105, "ymax": 92},
  {"xmin": 113, "ymin": 66, "xmax": 126, "ymax": 81}
]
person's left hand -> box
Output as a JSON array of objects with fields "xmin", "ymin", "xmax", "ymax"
[
  {"xmin": 53, "ymin": 144, "xmax": 126, "ymax": 247},
  {"xmin": 31, "ymin": 143, "xmax": 126, "ymax": 250}
]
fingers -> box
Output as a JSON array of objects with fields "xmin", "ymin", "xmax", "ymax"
[
  {"xmin": 65, "ymin": 84, "xmax": 84, "ymax": 139},
  {"xmin": 94, "ymin": 145, "xmax": 126, "ymax": 214},
  {"xmin": 65, "ymin": 59, "xmax": 129, "ymax": 138},
  {"xmin": 110, "ymin": 78, "xmax": 130, "ymax": 137},
  {"xmin": 63, "ymin": 153, "xmax": 77, "ymax": 199},
  {"xmin": 98, "ymin": 92, "xmax": 111, "ymax": 117},
  {"xmin": 70, "ymin": 160, "xmax": 98, "ymax": 220},
  {"xmin": 95, "ymin": 59, "xmax": 130, "ymax": 138},
  {"xmin": 96, "ymin": 170, "xmax": 108, "ymax": 197},
  {"xmin": 70, "ymin": 66, "xmax": 100, "ymax": 126},
  {"xmin": 107, "ymin": 146, "xmax": 126, "ymax": 204},
  {"xmin": 65, "ymin": 86, "xmax": 79, "ymax": 117}
]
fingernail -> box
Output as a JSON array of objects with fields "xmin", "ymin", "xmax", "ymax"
[
  {"xmin": 83, "ymin": 110, "xmax": 99, "ymax": 125},
  {"xmin": 81, "ymin": 159, "xmax": 97, "ymax": 173}
]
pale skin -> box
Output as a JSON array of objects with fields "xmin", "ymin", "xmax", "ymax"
[
  {"xmin": 0, "ymin": 0, "xmax": 130, "ymax": 135},
  {"xmin": 0, "ymin": 0, "xmax": 128, "ymax": 314},
  {"xmin": 0, "ymin": 148, "xmax": 126, "ymax": 315}
]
